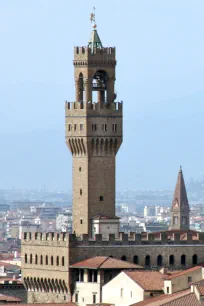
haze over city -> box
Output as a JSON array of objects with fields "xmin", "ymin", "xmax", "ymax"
[{"xmin": 0, "ymin": 1, "xmax": 204, "ymax": 190}]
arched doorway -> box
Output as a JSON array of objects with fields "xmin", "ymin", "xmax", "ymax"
[
  {"xmin": 181, "ymin": 254, "xmax": 186, "ymax": 266},
  {"xmin": 145, "ymin": 255, "xmax": 151, "ymax": 267},
  {"xmin": 192, "ymin": 254, "xmax": 198, "ymax": 265},
  {"xmin": 133, "ymin": 255, "xmax": 139, "ymax": 265},
  {"xmin": 157, "ymin": 255, "xmax": 163, "ymax": 267},
  {"xmin": 121, "ymin": 255, "xmax": 127, "ymax": 261},
  {"xmin": 169, "ymin": 255, "xmax": 174, "ymax": 266}
]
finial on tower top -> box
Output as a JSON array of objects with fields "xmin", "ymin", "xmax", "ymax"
[
  {"xmin": 180, "ymin": 165, "xmax": 182, "ymax": 171},
  {"xmin": 90, "ymin": 6, "xmax": 97, "ymax": 29},
  {"xmin": 88, "ymin": 6, "xmax": 103, "ymax": 50}
]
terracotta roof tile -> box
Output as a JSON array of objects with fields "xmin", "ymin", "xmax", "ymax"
[
  {"xmin": 0, "ymin": 262, "xmax": 20, "ymax": 268},
  {"xmin": 198, "ymin": 285, "xmax": 204, "ymax": 296},
  {"xmin": 0, "ymin": 294, "xmax": 21, "ymax": 302},
  {"xmin": 87, "ymin": 304, "xmax": 114, "ymax": 306},
  {"xmin": 161, "ymin": 293, "xmax": 202, "ymax": 306},
  {"xmin": 164, "ymin": 266, "xmax": 202, "ymax": 280},
  {"xmin": 131, "ymin": 289, "xmax": 191, "ymax": 306},
  {"xmin": 70, "ymin": 256, "xmax": 142, "ymax": 269},
  {"xmin": 0, "ymin": 304, "xmax": 76, "ymax": 306},
  {"xmin": 125, "ymin": 271, "xmax": 164, "ymax": 291}
]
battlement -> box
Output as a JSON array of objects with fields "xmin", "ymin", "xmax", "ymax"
[
  {"xmin": 22, "ymin": 231, "xmax": 204, "ymax": 246},
  {"xmin": 74, "ymin": 46, "xmax": 116, "ymax": 61},
  {"xmin": 65, "ymin": 100, "xmax": 123, "ymax": 116},
  {"xmin": 21, "ymin": 231, "xmax": 75, "ymax": 247}
]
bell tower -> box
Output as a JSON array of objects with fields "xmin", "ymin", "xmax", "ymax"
[
  {"xmin": 170, "ymin": 167, "xmax": 190, "ymax": 230},
  {"xmin": 65, "ymin": 10, "xmax": 123, "ymax": 236}
]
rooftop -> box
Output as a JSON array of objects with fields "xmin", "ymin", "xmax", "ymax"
[
  {"xmin": 124, "ymin": 270, "xmax": 164, "ymax": 291},
  {"xmin": 70, "ymin": 256, "xmax": 142, "ymax": 270},
  {"xmin": 92, "ymin": 215, "xmax": 120, "ymax": 220},
  {"xmin": 131, "ymin": 289, "xmax": 191, "ymax": 306},
  {"xmin": 0, "ymin": 294, "xmax": 21, "ymax": 302},
  {"xmin": 164, "ymin": 266, "xmax": 202, "ymax": 280},
  {"xmin": 0, "ymin": 304, "xmax": 76, "ymax": 306}
]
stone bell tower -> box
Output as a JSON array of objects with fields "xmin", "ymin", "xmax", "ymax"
[
  {"xmin": 65, "ymin": 12, "xmax": 123, "ymax": 236},
  {"xmin": 170, "ymin": 167, "xmax": 190, "ymax": 230}
]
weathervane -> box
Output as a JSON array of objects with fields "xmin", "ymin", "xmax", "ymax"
[{"xmin": 90, "ymin": 6, "xmax": 97, "ymax": 29}]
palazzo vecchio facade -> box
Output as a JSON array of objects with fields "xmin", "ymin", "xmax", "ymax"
[{"xmin": 21, "ymin": 17, "xmax": 204, "ymax": 304}]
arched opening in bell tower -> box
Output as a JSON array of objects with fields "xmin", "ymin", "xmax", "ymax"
[
  {"xmin": 92, "ymin": 70, "xmax": 108, "ymax": 103},
  {"xmin": 78, "ymin": 73, "xmax": 84, "ymax": 102}
]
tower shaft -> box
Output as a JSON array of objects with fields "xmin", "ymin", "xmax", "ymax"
[{"xmin": 65, "ymin": 31, "xmax": 123, "ymax": 236}]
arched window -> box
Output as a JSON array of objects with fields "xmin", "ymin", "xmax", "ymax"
[
  {"xmin": 51, "ymin": 256, "xmax": 54, "ymax": 266},
  {"xmin": 121, "ymin": 255, "xmax": 126, "ymax": 261},
  {"xmin": 46, "ymin": 255, "xmax": 48, "ymax": 265},
  {"xmin": 62, "ymin": 256, "xmax": 65, "ymax": 266},
  {"xmin": 133, "ymin": 255, "xmax": 139, "ymax": 265},
  {"xmin": 157, "ymin": 255, "xmax": 163, "ymax": 267},
  {"xmin": 30, "ymin": 254, "xmax": 32, "ymax": 264},
  {"xmin": 169, "ymin": 255, "xmax": 174, "ymax": 266},
  {"xmin": 92, "ymin": 70, "xmax": 108, "ymax": 103},
  {"xmin": 56, "ymin": 256, "xmax": 59, "ymax": 266},
  {"xmin": 192, "ymin": 254, "xmax": 198, "ymax": 265},
  {"xmin": 25, "ymin": 253, "xmax": 27, "ymax": 264},
  {"xmin": 35, "ymin": 233, "xmax": 38, "ymax": 240},
  {"xmin": 181, "ymin": 254, "xmax": 186, "ymax": 266},
  {"xmin": 40, "ymin": 255, "xmax": 43, "ymax": 265},
  {"xmin": 145, "ymin": 255, "xmax": 151, "ymax": 267},
  {"xmin": 35, "ymin": 254, "xmax": 38, "ymax": 264}
]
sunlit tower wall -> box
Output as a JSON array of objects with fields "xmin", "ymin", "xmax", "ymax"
[{"xmin": 65, "ymin": 24, "xmax": 123, "ymax": 236}]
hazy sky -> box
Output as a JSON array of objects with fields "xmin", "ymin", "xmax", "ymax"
[{"xmin": 0, "ymin": 1, "xmax": 204, "ymax": 190}]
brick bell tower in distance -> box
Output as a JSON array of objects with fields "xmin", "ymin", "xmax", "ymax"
[{"xmin": 65, "ymin": 9, "xmax": 123, "ymax": 237}]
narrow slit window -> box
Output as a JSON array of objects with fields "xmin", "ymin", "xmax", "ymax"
[
  {"xmin": 80, "ymin": 189, "xmax": 82, "ymax": 195},
  {"xmin": 100, "ymin": 196, "xmax": 104, "ymax": 201},
  {"xmin": 92, "ymin": 124, "xmax": 97, "ymax": 131},
  {"xmin": 68, "ymin": 124, "xmax": 72, "ymax": 131},
  {"xmin": 80, "ymin": 124, "xmax": 83, "ymax": 131},
  {"xmin": 102, "ymin": 124, "xmax": 107, "ymax": 132},
  {"xmin": 112, "ymin": 124, "xmax": 117, "ymax": 132}
]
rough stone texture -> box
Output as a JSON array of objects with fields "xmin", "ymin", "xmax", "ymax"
[
  {"xmin": 21, "ymin": 232, "xmax": 72, "ymax": 303},
  {"xmin": 22, "ymin": 232, "xmax": 204, "ymax": 302},
  {"xmin": 65, "ymin": 43, "xmax": 123, "ymax": 237}
]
